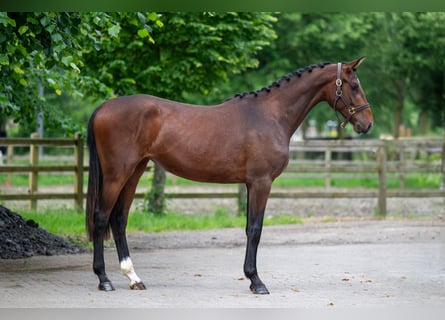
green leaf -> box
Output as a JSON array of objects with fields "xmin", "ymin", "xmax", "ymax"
[
  {"xmin": 26, "ymin": 17, "xmax": 39, "ymax": 25},
  {"xmin": 1, "ymin": 14, "xmax": 16, "ymax": 27},
  {"xmin": 61, "ymin": 55, "xmax": 73, "ymax": 66},
  {"xmin": 51, "ymin": 33, "xmax": 63, "ymax": 42},
  {"xmin": 0, "ymin": 95, "xmax": 9, "ymax": 103},
  {"xmin": 45, "ymin": 24, "xmax": 56, "ymax": 33},
  {"xmin": 19, "ymin": 78, "xmax": 28, "ymax": 86},
  {"xmin": 0, "ymin": 54, "xmax": 9, "ymax": 65},
  {"xmin": 70, "ymin": 62, "xmax": 80, "ymax": 73},
  {"xmin": 108, "ymin": 24, "xmax": 121, "ymax": 37},
  {"xmin": 40, "ymin": 15, "xmax": 51, "ymax": 26},
  {"xmin": 137, "ymin": 28, "xmax": 149, "ymax": 38},
  {"xmin": 18, "ymin": 25, "xmax": 28, "ymax": 35},
  {"xmin": 46, "ymin": 78, "xmax": 56, "ymax": 85},
  {"xmin": 147, "ymin": 12, "xmax": 158, "ymax": 21},
  {"xmin": 137, "ymin": 12, "xmax": 146, "ymax": 24},
  {"xmin": 13, "ymin": 66, "xmax": 24, "ymax": 74}
]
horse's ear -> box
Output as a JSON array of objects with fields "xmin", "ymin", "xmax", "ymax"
[{"xmin": 349, "ymin": 56, "xmax": 365, "ymax": 71}]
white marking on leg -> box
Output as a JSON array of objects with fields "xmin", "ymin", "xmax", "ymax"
[{"xmin": 120, "ymin": 257, "xmax": 142, "ymax": 287}]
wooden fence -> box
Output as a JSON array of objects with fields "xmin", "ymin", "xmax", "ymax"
[
  {"xmin": 0, "ymin": 133, "xmax": 84, "ymax": 210},
  {"xmin": 0, "ymin": 133, "xmax": 444, "ymax": 215}
]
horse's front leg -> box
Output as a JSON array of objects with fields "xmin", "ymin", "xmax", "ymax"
[{"xmin": 243, "ymin": 180, "xmax": 272, "ymax": 294}]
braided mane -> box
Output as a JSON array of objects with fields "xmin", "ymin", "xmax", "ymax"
[{"xmin": 228, "ymin": 61, "xmax": 333, "ymax": 100}]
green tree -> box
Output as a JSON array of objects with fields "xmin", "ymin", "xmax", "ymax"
[
  {"xmin": 403, "ymin": 12, "xmax": 445, "ymax": 134},
  {"xmin": 357, "ymin": 13, "xmax": 418, "ymax": 139},
  {"xmin": 359, "ymin": 12, "xmax": 445, "ymax": 138},
  {"xmin": 0, "ymin": 12, "xmax": 80, "ymax": 131},
  {"xmin": 82, "ymin": 12, "xmax": 276, "ymax": 99},
  {"xmin": 0, "ymin": 12, "xmax": 136, "ymax": 134}
]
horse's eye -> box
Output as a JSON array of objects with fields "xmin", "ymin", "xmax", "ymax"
[{"xmin": 351, "ymin": 85, "xmax": 359, "ymax": 91}]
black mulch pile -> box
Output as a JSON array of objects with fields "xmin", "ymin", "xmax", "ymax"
[{"xmin": 0, "ymin": 205, "xmax": 85, "ymax": 259}]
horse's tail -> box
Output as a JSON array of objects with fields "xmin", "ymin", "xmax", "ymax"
[{"xmin": 86, "ymin": 106, "xmax": 105, "ymax": 241}]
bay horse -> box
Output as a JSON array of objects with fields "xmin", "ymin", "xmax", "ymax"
[{"xmin": 86, "ymin": 57, "xmax": 374, "ymax": 294}]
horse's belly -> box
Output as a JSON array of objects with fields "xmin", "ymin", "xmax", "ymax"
[{"xmin": 153, "ymin": 151, "xmax": 245, "ymax": 184}]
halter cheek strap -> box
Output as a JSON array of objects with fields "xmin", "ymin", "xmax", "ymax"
[{"xmin": 333, "ymin": 62, "xmax": 370, "ymax": 128}]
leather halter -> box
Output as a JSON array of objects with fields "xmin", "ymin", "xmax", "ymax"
[{"xmin": 333, "ymin": 62, "xmax": 370, "ymax": 128}]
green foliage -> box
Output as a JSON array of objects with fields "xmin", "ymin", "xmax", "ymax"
[
  {"xmin": 82, "ymin": 12, "xmax": 277, "ymax": 100},
  {"xmin": 1, "ymin": 13, "xmax": 81, "ymax": 127},
  {"xmin": 1, "ymin": 12, "xmax": 277, "ymax": 137},
  {"xmin": 403, "ymin": 12, "xmax": 445, "ymax": 129},
  {"xmin": 2, "ymin": 12, "xmax": 443, "ymax": 138}
]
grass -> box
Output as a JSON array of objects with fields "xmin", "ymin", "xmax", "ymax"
[
  {"xmin": 1, "ymin": 169, "xmax": 442, "ymax": 190},
  {"xmin": 273, "ymin": 172, "xmax": 442, "ymax": 189},
  {"xmin": 18, "ymin": 207, "xmax": 303, "ymax": 240}
]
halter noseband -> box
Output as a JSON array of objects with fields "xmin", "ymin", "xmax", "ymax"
[{"xmin": 333, "ymin": 62, "xmax": 370, "ymax": 128}]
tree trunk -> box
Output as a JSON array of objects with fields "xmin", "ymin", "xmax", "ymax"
[
  {"xmin": 146, "ymin": 163, "xmax": 166, "ymax": 215},
  {"xmin": 418, "ymin": 109, "xmax": 430, "ymax": 135},
  {"xmin": 441, "ymin": 129, "xmax": 445, "ymax": 191},
  {"xmin": 392, "ymin": 79, "xmax": 404, "ymax": 139},
  {"xmin": 237, "ymin": 184, "xmax": 247, "ymax": 216}
]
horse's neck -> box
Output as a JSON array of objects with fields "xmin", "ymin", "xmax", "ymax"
[{"xmin": 270, "ymin": 69, "xmax": 334, "ymax": 139}]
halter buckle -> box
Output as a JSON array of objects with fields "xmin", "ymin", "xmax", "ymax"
[{"xmin": 348, "ymin": 107, "xmax": 356, "ymax": 115}]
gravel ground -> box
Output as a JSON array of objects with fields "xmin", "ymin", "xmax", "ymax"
[{"xmin": 0, "ymin": 219, "xmax": 444, "ymax": 309}]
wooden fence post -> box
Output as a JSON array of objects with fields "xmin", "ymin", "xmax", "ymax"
[
  {"xmin": 74, "ymin": 132, "xmax": 84, "ymax": 211},
  {"xmin": 6, "ymin": 145, "xmax": 13, "ymax": 186},
  {"xmin": 377, "ymin": 142, "xmax": 387, "ymax": 216},
  {"xmin": 29, "ymin": 132, "xmax": 39, "ymax": 210}
]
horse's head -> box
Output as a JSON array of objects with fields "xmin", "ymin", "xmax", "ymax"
[{"xmin": 328, "ymin": 57, "xmax": 374, "ymax": 134}]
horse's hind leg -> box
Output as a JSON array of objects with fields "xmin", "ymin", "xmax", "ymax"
[
  {"xmin": 109, "ymin": 159, "xmax": 148, "ymax": 290},
  {"xmin": 93, "ymin": 179, "xmax": 122, "ymax": 291}
]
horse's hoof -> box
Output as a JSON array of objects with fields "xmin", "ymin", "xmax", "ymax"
[
  {"xmin": 130, "ymin": 281, "xmax": 146, "ymax": 290},
  {"xmin": 98, "ymin": 281, "xmax": 115, "ymax": 291},
  {"xmin": 249, "ymin": 283, "xmax": 270, "ymax": 295}
]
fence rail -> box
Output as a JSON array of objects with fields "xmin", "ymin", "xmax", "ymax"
[{"xmin": 1, "ymin": 133, "xmax": 444, "ymax": 215}]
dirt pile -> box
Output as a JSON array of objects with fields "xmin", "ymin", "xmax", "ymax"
[{"xmin": 0, "ymin": 205, "xmax": 84, "ymax": 259}]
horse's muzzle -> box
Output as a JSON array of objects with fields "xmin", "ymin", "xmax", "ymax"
[{"xmin": 355, "ymin": 121, "xmax": 373, "ymax": 134}]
